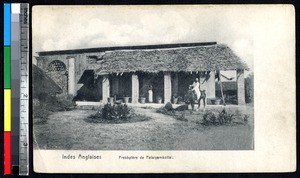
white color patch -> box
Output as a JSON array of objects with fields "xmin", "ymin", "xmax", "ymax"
[{"xmin": 11, "ymin": 3, "xmax": 20, "ymax": 14}]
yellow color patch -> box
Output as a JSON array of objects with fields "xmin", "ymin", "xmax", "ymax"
[{"xmin": 4, "ymin": 89, "xmax": 11, "ymax": 131}]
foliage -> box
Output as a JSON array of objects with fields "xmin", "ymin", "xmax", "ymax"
[
  {"xmin": 245, "ymin": 73, "xmax": 254, "ymax": 103},
  {"xmin": 87, "ymin": 104, "xmax": 151, "ymax": 124},
  {"xmin": 56, "ymin": 94, "xmax": 76, "ymax": 111},
  {"xmin": 202, "ymin": 108, "xmax": 248, "ymax": 126},
  {"xmin": 36, "ymin": 94, "xmax": 75, "ymax": 112},
  {"xmin": 103, "ymin": 104, "xmax": 133, "ymax": 120},
  {"xmin": 33, "ymin": 105, "xmax": 51, "ymax": 124},
  {"xmin": 33, "ymin": 64, "xmax": 62, "ymax": 98},
  {"xmin": 202, "ymin": 112, "xmax": 218, "ymax": 125},
  {"xmin": 33, "ymin": 94, "xmax": 76, "ymax": 124},
  {"xmin": 217, "ymin": 109, "xmax": 235, "ymax": 124},
  {"xmin": 91, "ymin": 103, "xmax": 134, "ymax": 121}
]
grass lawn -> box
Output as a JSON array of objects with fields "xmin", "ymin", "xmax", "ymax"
[{"xmin": 33, "ymin": 105, "xmax": 253, "ymax": 150}]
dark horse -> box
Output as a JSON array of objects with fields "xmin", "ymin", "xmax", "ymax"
[{"xmin": 185, "ymin": 88, "xmax": 206, "ymax": 111}]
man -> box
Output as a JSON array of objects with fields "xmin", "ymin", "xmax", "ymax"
[
  {"xmin": 190, "ymin": 78, "xmax": 206, "ymax": 111},
  {"xmin": 190, "ymin": 78, "xmax": 200, "ymax": 100},
  {"xmin": 189, "ymin": 78, "xmax": 200, "ymax": 111}
]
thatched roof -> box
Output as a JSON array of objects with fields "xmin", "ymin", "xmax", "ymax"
[
  {"xmin": 33, "ymin": 64, "xmax": 62, "ymax": 98},
  {"xmin": 90, "ymin": 44, "xmax": 248, "ymax": 75}
]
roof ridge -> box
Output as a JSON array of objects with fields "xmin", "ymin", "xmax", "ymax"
[
  {"xmin": 37, "ymin": 42, "xmax": 218, "ymax": 56},
  {"xmin": 104, "ymin": 44, "xmax": 221, "ymax": 53}
]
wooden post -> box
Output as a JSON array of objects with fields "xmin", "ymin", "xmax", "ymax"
[
  {"xmin": 131, "ymin": 74, "xmax": 139, "ymax": 104},
  {"xmin": 164, "ymin": 72, "xmax": 172, "ymax": 103},
  {"xmin": 206, "ymin": 71, "xmax": 215, "ymax": 98},
  {"xmin": 68, "ymin": 58, "xmax": 75, "ymax": 95},
  {"xmin": 219, "ymin": 79, "xmax": 225, "ymax": 105},
  {"xmin": 102, "ymin": 75, "xmax": 110, "ymax": 103},
  {"xmin": 216, "ymin": 71, "xmax": 225, "ymax": 105},
  {"xmin": 237, "ymin": 69, "xmax": 246, "ymax": 105}
]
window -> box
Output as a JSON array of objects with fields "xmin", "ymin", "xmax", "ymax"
[{"xmin": 47, "ymin": 60, "xmax": 66, "ymax": 72}]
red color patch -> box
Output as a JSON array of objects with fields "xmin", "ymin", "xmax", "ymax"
[{"xmin": 4, "ymin": 131, "xmax": 11, "ymax": 174}]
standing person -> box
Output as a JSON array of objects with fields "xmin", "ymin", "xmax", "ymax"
[
  {"xmin": 148, "ymin": 85, "xmax": 153, "ymax": 103},
  {"xmin": 189, "ymin": 78, "xmax": 201, "ymax": 111}
]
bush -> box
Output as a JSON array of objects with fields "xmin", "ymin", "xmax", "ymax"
[
  {"xmin": 91, "ymin": 103, "xmax": 134, "ymax": 121},
  {"xmin": 87, "ymin": 104, "xmax": 151, "ymax": 124},
  {"xmin": 202, "ymin": 112, "xmax": 218, "ymax": 126},
  {"xmin": 33, "ymin": 105, "xmax": 51, "ymax": 124},
  {"xmin": 56, "ymin": 94, "xmax": 76, "ymax": 111},
  {"xmin": 35, "ymin": 93, "xmax": 75, "ymax": 112},
  {"xmin": 103, "ymin": 103, "xmax": 133, "ymax": 120},
  {"xmin": 33, "ymin": 94, "xmax": 76, "ymax": 124},
  {"xmin": 202, "ymin": 108, "xmax": 248, "ymax": 126},
  {"xmin": 217, "ymin": 109, "xmax": 235, "ymax": 125}
]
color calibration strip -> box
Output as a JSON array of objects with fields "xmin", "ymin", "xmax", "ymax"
[
  {"xmin": 4, "ymin": 3, "xmax": 12, "ymax": 175},
  {"xmin": 11, "ymin": 3, "xmax": 21, "ymax": 174},
  {"xmin": 4, "ymin": 3, "xmax": 30, "ymax": 175},
  {"xmin": 19, "ymin": 3, "xmax": 30, "ymax": 176}
]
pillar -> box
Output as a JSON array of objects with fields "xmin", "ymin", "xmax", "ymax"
[
  {"xmin": 36, "ymin": 57, "xmax": 43, "ymax": 68},
  {"xmin": 164, "ymin": 72, "xmax": 172, "ymax": 103},
  {"xmin": 206, "ymin": 71, "xmax": 215, "ymax": 98},
  {"xmin": 68, "ymin": 58, "xmax": 75, "ymax": 95},
  {"xmin": 131, "ymin": 74, "xmax": 139, "ymax": 104},
  {"xmin": 102, "ymin": 75, "xmax": 110, "ymax": 103},
  {"xmin": 172, "ymin": 73, "xmax": 178, "ymax": 97},
  {"xmin": 237, "ymin": 69, "xmax": 246, "ymax": 105}
]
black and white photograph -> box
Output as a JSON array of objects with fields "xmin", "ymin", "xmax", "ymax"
[
  {"xmin": 33, "ymin": 5, "xmax": 254, "ymax": 151},
  {"xmin": 32, "ymin": 5, "xmax": 295, "ymax": 173}
]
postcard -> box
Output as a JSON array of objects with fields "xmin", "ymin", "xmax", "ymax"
[{"xmin": 32, "ymin": 5, "xmax": 295, "ymax": 173}]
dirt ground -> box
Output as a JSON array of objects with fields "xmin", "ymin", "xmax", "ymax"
[{"xmin": 33, "ymin": 105, "xmax": 254, "ymax": 150}]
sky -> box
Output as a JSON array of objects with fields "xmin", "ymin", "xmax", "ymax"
[{"xmin": 32, "ymin": 5, "xmax": 254, "ymax": 73}]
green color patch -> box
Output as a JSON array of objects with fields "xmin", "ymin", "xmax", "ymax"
[{"xmin": 4, "ymin": 47, "xmax": 11, "ymax": 89}]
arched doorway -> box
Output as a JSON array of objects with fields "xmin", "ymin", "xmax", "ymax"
[{"xmin": 46, "ymin": 60, "xmax": 68, "ymax": 93}]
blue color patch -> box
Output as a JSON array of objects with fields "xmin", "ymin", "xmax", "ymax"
[{"xmin": 4, "ymin": 4, "xmax": 11, "ymax": 46}]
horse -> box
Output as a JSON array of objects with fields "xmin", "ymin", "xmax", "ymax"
[
  {"xmin": 184, "ymin": 89, "xmax": 197, "ymax": 110},
  {"xmin": 184, "ymin": 88, "xmax": 206, "ymax": 111}
]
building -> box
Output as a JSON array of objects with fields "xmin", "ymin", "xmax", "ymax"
[{"xmin": 35, "ymin": 42, "xmax": 248, "ymax": 105}]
